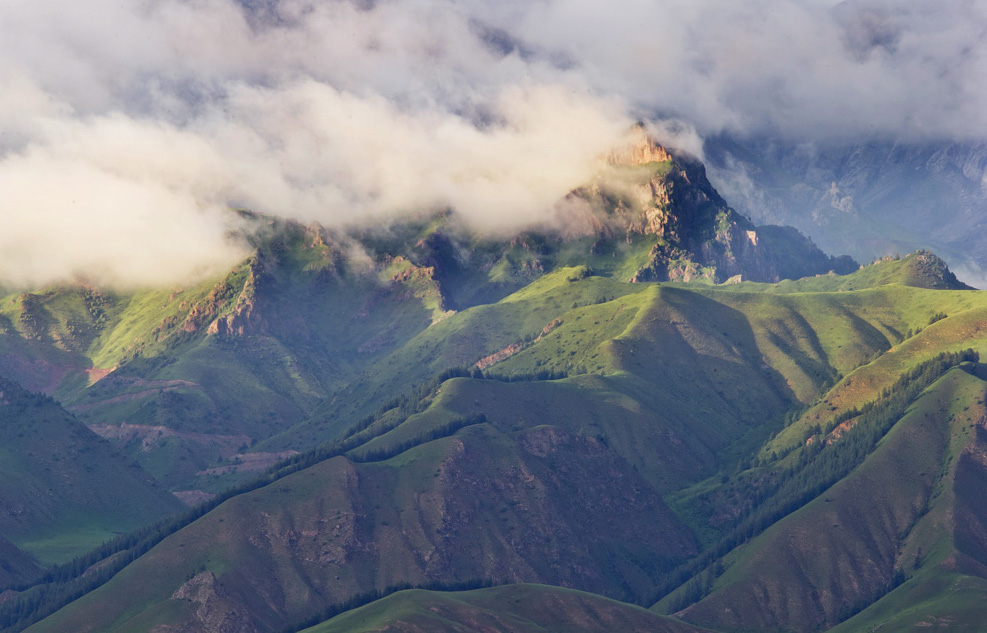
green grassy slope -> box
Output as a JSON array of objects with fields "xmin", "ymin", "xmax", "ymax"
[
  {"xmin": 762, "ymin": 296, "xmax": 987, "ymax": 461},
  {"xmin": 304, "ymin": 584, "xmax": 711, "ymax": 633},
  {"xmin": 0, "ymin": 220, "xmax": 460, "ymax": 491},
  {"xmin": 343, "ymin": 281, "xmax": 796, "ymax": 493},
  {"xmin": 280, "ymin": 256, "xmax": 928, "ymax": 449},
  {"xmin": 269, "ymin": 268, "xmax": 637, "ymax": 446},
  {"xmin": 342, "ymin": 268, "xmax": 985, "ymax": 492},
  {"xmin": 0, "ymin": 287, "xmax": 114, "ymax": 396},
  {"xmin": 824, "ymin": 368, "xmax": 987, "ymax": 632},
  {"xmin": 750, "ymin": 250, "xmax": 973, "ymax": 293},
  {"xmin": 26, "ymin": 258, "xmax": 987, "ymax": 632},
  {"xmin": 0, "ymin": 151, "xmax": 871, "ymax": 494}
]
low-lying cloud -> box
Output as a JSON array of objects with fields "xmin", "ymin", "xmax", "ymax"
[
  {"xmin": 1, "ymin": 0, "xmax": 984, "ymax": 287},
  {"xmin": 0, "ymin": 79, "xmax": 629, "ymax": 287}
]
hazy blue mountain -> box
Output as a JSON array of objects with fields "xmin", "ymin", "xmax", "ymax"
[{"xmin": 704, "ymin": 135, "xmax": 987, "ymax": 286}]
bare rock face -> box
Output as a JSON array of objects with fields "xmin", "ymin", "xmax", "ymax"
[
  {"xmin": 170, "ymin": 571, "xmax": 258, "ymax": 633},
  {"xmin": 207, "ymin": 259, "xmax": 261, "ymax": 337},
  {"xmin": 605, "ymin": 123, "xmax": 674, "ymax": 167}
]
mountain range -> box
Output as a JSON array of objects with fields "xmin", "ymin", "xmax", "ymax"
[
  {"xmin": 705, "ymin": 134, "xmax": 987, "ymax": 286},
  {"xmin": 1, "ymin": 128, "xmax": 985, "ymax": 632}
]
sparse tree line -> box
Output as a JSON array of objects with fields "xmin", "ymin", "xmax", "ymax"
[{"xmin": 349, "ymin": 414, "xmax": 487, "ymax": 463}]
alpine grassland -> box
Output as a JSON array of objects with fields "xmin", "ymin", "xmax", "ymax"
[{"xmin": 11, "ymin": 246, "xmax": 987, "ymax": 633}]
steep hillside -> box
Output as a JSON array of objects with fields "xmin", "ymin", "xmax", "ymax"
[
  {"xmin": 662, "ymin": 362, "xmax": 986, "ymax": 631},
  {"xmin": 0, "ymin": 219, "xmax": 455, "ymax": 490},
  {"xmin": 26, "ymin": 423, "xmax": 697, "ymax": 633},
  {"xmin": 0, "ymin": 536, "xmax": 40, "ymax": 591}
]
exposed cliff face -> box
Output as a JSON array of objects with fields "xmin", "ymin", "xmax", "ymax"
[
  {"xmin": 361, "ymin": 124, "xmax": 859, "ymax": 306},
  {"xmin": 190, "ymin": 129, "xmax": 858, "ymax": 323},
  {"xmin": 207, "ymin": 259, "xmax": 261, "ymax": 337},
  {"xmin": 605, "ymin": 123, "xmax": 674, "ymax": 166},
  {"xmin": 171, "ymin": 571, "xmax": 259, "ymax": 633}
]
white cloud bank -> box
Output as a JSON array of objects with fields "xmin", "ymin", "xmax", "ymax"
[{"xmin": 1, "ymin": 0, "xmax": 984, "ymax": 287}]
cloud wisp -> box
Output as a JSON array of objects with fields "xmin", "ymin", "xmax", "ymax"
[{"xmin": 1, "ymin": 0, "xmax": 984, "ymax": 287}]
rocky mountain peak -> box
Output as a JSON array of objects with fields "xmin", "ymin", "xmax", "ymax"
[{"xmin": 604, "ymin": 123, "xmax": 673, "ymax": 166}]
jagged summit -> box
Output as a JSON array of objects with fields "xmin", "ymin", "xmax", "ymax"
[
  {"xmin": 604, "ymin": 123, "xmax": 673, "ymax": 166},
  {"xmin": 865, "ymin": 250, "xmax": 973, "ymax": 290},
  {"xmin": 578, "ymin": 126, "xmax": 859, "ymax": 284}
]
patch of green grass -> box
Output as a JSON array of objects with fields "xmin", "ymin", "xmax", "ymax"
[
  {"xmin": 303, "ymin": 583, "xmax": 707, "ymax": 633},
  {"xmin": 17, "ymin": 525, "xmax": 120, "ymax": 568},
  {"xmin": 830, "ymin": 572, "xmax": 987, "ymax": 632}
]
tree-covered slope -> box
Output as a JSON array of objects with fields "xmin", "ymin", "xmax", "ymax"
[
  {"xmin": 662, "ymin": 362, "xmax": 985, "ymax": 631},
  {"xmin": 0, "ymin": 535, "xmax": 40, "ymax": 591}
]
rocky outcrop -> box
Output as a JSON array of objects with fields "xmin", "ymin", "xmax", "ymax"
[
  {"xmin": 903, "ymin": 249, "xmax": 974, "ymax": 290},
  {"xmin": 170, "ymin": 572, "xmax": 258, "ymax": 633},
  {"xmin": 473, "ymin": 318, "xmax": 562, "ymax": 370},
  {"xmin": 605, "ymin": 123, "xmax": 674, "ymax": 166},
  {"xmin": 207, "ymin": 260, "xmax": 261, "ymax": 337}
]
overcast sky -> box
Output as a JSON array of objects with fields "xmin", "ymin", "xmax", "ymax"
[{"xmin": 1, "ymin": 0, "xmax": 985, "ymax": 287}]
